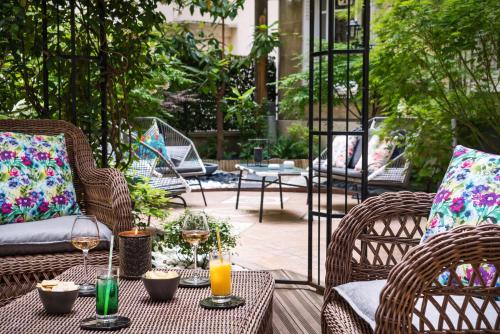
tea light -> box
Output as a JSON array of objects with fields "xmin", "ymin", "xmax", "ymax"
[{"xmin": 118, "ymin": 227, "xmax": 152, "ymax": 279}]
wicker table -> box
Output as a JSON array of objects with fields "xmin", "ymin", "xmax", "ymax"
[{"xmin": 0, "ymin": 265, "xmax": 274, "ymax": 334}]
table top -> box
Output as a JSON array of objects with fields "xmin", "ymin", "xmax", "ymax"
[
  {"xmin": 235, "ymin": 163, "xmax": 306, "ymax": 177},
  {"xmin": 0, "ymin": 266, "xmax": 274, "ymax": 334}
]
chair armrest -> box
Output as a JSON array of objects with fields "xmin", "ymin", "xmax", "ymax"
[
  {"xmin": 79, "ymin": 167, "xmax": 133, "ymax": 235},
  {"xmin": 375, "ymin": 224, "xmax": 500, "ymax": 333},
  {"xmin": 324, "ymin": 191, "xmax": 434, "ymax": 303}
]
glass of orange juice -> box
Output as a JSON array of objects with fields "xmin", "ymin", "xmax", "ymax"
[{"xmin": 209, "ymin": 251, "xmax": 231, "ymax": 303}]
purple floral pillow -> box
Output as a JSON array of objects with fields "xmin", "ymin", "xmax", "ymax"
[
  {"xmin": 422, "ymin": 145, "xmax": 499, "ymax": 288},
  {"xmin": 0, "ymin": 132, "xmax": 80, "ymax": 224}
]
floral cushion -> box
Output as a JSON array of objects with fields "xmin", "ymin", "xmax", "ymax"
[
  {"xmin": 0, "ymin": 132, "xmax": 80, "ymax": 224},
  {"xmin": 354, "ymin": 135, "xmax": 395, "ymax": 174},
  {"xmin": 422, "ymin": 145, "xmax": 499, "ymax": 288},
  {"xmin": 136, "ymin": 122, "xmax": 169, "ymax": 160},
  {"xmin": 327, "ymin": 135, "xmax": 359, "ymax": 168}
]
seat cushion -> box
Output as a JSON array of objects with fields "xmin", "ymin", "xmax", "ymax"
[
  {"xmin": 422, "ymin": 145, "xmax": 499, "ymax": 287},
  {"xmin": 333, "ymin": 279, "xmax": 500, "ymax": 331},
  {"xmin": 330, "ymin": 135, "xmax": 359, "ymax": 168},
  {"xmin": 0, "ymin": 132, "xmax": 81, "ymax": 224},
  {"xmin": 0, "ymin": 215, "xmax": 112, "ymax": 256},
  {"xmin": 354, "ymin": 135, "xmax": 396, "ymax": 173}
]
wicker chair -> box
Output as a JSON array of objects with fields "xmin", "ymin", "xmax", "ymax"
[
  {"xmin": 0, "ymin": 119, "xmax": 133, "ymax": 306},
  {"xmin": 322, "ymin": 191, "xmax": 500, "ymax": 333}
]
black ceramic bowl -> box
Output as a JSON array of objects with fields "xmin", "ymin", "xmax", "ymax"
[
  {"xmin": 142, "ymin": 274, "xmax": 180, "ymax": 301},
  {"xmin": 37, "ymin": 288, "xmax": 79, "ymax": 314},
  {"xmin": 204, "ymin": 163, "xmax": 218, "ymax": 175}
]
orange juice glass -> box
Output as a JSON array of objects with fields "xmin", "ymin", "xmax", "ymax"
[{"xmin": 209, "ymin": 251, "xmax": 231, "ymax": 303}]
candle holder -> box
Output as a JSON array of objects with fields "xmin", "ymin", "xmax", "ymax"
[
  {"xmin": 118, "ymin": 228, "xmax": 152, "ymax": 279},
  {"xmin": 247, "ymin": 139, "xmax": 269, "ymax": 167}
]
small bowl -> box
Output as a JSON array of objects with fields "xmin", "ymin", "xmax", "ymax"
[
  {"xmin": 37, "ymin": 288, "xmax": 79, "ymax": 314},
  {"xmin": 142, "ymin": 274, "xmax": 180, "ymax": 301}
]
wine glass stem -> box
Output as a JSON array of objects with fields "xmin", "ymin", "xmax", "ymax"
[
  {"xmin": 83, "ymin": 249, "xmax": 89, "ymax": 285},
  {"xmin": 193, "ymin": 245, "xmax": 198, "ymax": 280}
]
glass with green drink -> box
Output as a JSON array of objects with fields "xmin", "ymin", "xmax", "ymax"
[{"xmin": 96, "ymin": 266, "xmax": 119, "ymax": 322}]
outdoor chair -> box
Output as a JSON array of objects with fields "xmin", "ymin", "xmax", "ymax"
[
  {"xmin": 322, "ymin": 191, "xmax": 499, "ymax": 333},
  {"xmin": 135, "ymin": 117, "xmax": 208, "ymax": 206},
  {"xmin": 313, "ymin": 117, "xmax": 411, "ymax": 200},
  {"xmin": 131, "ymin": 141, "xmax": 191, "ymax": 207},
  {"xmin": 0, "ymin": 119, "xmax": 133, "ymax": 306}
]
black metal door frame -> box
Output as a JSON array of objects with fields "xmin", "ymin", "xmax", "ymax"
[{"xmin": 276, "ymin": 0, "xmax": 370, "ymax": 291}]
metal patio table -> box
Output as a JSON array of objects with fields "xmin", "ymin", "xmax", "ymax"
[
  {"xmin": 235, "ymin": 163, "xmax": 309, "ymax": 223},
  {"xmin": 0, "ymin": 265, "xmax": 274, "ymax": 334}
]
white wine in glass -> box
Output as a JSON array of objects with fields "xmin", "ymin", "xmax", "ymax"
[
  {"xmin": 71, "ymin": 215, "xmax": 100, "ymax": 296},
  {"xmin": 180, "ymin": 210, "xmax": 210, "ymax": 287}
]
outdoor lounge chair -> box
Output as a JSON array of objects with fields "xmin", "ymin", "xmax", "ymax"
[
  {"xmin": 313, "ymin": 117, "xmax": 411, "ymax": 199},
  {"xmin": 322, "ymin": 191, "xmax": 500, "ymax": 333},
  {"xmin": 132, "ymin": 141, "xmax": 191, "ymax": 207},
  {"xmin": 0, "ymin": 119, "xmax": 133, "ymax": 306},
  {"xmin": 135, "ymin": 117, "xmax": 208, "ymax": 206}
]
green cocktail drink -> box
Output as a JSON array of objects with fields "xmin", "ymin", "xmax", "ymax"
[{"xmin": 96, "ymin": 267, "xmax": 119, "ymax": 322}]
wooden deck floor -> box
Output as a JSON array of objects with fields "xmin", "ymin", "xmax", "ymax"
[{"xmin": 271, "ymin": 271, "xmax": 323, "ymax": 334}]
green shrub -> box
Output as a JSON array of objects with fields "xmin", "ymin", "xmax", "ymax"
[
  {"xmin": 155, "ymin": 209, "xmax": 238, "ymax": 268},
  {"xmin": 372, "ymin": 0, "xmax": 499, "ymax": 189}
]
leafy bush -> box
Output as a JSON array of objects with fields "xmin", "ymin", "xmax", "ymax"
[
  {"xmin": 372, "ymin": 0, "xmax": 500, "ymax": 188},
  {"xmin": 155, "ymin": 209, "xmax": 238, "ymax": 268},
  {"xmin": 271, "ymin": 124, "xmax": 310, "ymax": 159},
  {"xmin": 125, "ymin": 173, "xmax": 170, "ymax": 228}
]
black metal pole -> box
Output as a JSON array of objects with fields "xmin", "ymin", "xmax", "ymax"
[
  {"xmin": 98, "ymin": 0, "xmax": 108, "ymax": 167},
  {"xmin": 325, "ymin": 0, "xmax": 334, "ymax": 259},
  {"xmin": 307, "ymin": 0, "xmax": 317, "ymax": 286},
  {"xmin": 41, "ymin": 0, "xmax": 49, "ymax": 118},
  {"xmin": 70, "ymin": 0, "xmax": 77, "ymax": 124},
  {"xmin": 361, "ymin": 0, "xmax": 370, "ymax": 201}
]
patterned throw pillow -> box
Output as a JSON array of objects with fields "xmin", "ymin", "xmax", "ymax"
[
  {"xmin": 422, "ymin": 145, "xmax": 499, "ymax": 288},
  {"xmin": 136, "ymin": 122, "xmax": 169, "ymax": 160},
  {"xmin": 354, "ymin": 135, "xmax": 395, "ymax": 173},
  {"xmin": 0, "ymin": 132, "xmax": 80, "ymax": 224},
  {"xmin": 326, "ymin": 135, "xmax": 359, "ymax": 168}
]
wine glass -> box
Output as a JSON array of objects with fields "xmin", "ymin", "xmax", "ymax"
[
  {"xmin": 180, "ymin": 210, "xmax": 210, "ymax": 287},
  {"xmin": 71, "ymin": 215, "xmax": 100, "ymax": 296}
]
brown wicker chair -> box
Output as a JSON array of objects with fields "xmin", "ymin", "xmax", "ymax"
[
  {"xmin": 0, "ymin": 119, "xmax": 133, "ymax": 306},
  {"xmin": 322, "ymin": 191, "xmax": 500, "ymax": 333}
]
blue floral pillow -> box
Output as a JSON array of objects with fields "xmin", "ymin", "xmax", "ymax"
[
  {"xmin": 136, "ymin": 122, "xmax": 169, "ymax": 160},
  {"xmin": 0, "ymin": 132, "xmax": 80, "ymax": 224},
  {"xmin": 422, "ymin": 145, "xmax": 499, "ymax": 288}
]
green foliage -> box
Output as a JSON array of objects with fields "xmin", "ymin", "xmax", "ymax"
[
  {"xmin": 0, "ymin": 0, "xmax": 175, "ymax": 169},
  {"xmin": 278, "ymin": 42, "xmax": 364, "ymax": 119},
  {"xmin": 372, "ymin": 0, "xmax": 500, "ymax": 187},
  {"xmin": 250, "ymin": 21, "xmax": 280, "ymax": 59},
  {"xmin": 125, "ymin": 172, "xmax": 170, "ymax": 229},
  {"xmin": 156, "ymin": 209, "xmax": 238, "ymax": 267},
  {"xmin": 271, "ymin": 124, "xmax": 311, "ymax": 159}
]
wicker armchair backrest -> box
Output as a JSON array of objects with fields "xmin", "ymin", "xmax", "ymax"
[
  {"xmin": 0, "ymin": 119, "xmax": 94, "ymax": 210},
  {"xmin": 325, "ymin": 192, "xmax": 435, "ymax": 292}
]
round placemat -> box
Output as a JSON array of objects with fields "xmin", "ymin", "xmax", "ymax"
[
  {"xmin": 179, "ymin": 277, "xmax": 210, "ymax": 288},
  {"xmin": 80, "ymin": 316, "xmax": 131, "ymax": 331},
  {"xmin": 200, "ymin": 296, "xmax": 245, "ymax": 310}
]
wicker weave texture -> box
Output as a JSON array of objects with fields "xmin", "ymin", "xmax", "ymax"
[
  {"xmin": 0, "ymin": 120, "xmax": 133, "ymax": 305},
  {"xmin": 321, "ymin": 191, "xmax": 500, "ymax": 333},
  {"xmin": 0, "ymin": 266, "xmax": 274, "ymax": 334}
]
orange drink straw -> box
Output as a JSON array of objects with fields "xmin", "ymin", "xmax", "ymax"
[{"xmin": 216, "ymin": 226, "xmax": 223, "ymax": 261}]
